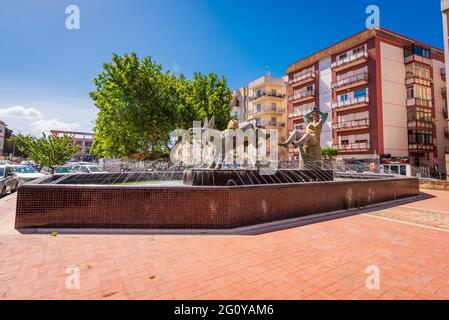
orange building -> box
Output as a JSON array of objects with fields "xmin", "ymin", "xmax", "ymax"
[{"xmin": 286, "ymin": 27, "xmax": 449, "ymax": 172}]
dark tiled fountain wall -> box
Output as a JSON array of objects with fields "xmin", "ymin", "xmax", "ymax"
[{"xmin": 15, "ymin": 176, "xmax": 420, "ymax": 230}]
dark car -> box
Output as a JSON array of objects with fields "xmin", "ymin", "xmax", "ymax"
[{"xmin": 0, "ymin": 165, "xmax": 20, "ymax": 197}]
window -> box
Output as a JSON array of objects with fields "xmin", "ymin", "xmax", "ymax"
[
  {"xmin": 271, "ymin": 103, "xmax": 277, "ymax": 111},
  {"xmin": 352, "ymin": 45, "xmax": 366, "ymax": 55},
  {"xmin": 256, "ymin": 90, "xmax": 262, "ymax": 97},
  {"xmin": 354, "ymin": 89, "xmax": 366, "ymax": 98},
  {"xmin": 306, "ymin": 85, "xmax": 314, "ymax": 92},
  {"xmin": 404, "ymin": 45, "xmax": 431, "ymax": 59},
  {"xmin": 271, "ymin": 89, "xmax": 277, "ymax": 96},
  {"xmin": 271, "ymin": 117, "xmax": 277, "ymax": 125},
  {"xmin": 407, "ymin": 87, "xmax": 414, "ymax": 99},
  {"xmin": 256, "ymin": 104, "xmax": 262, "ymax": 112},
  {"xmin": 339, "ymin": 94, "xmax": 348, "ymax": 102}
]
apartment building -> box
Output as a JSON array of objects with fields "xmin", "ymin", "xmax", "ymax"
[
  {"xmin": 247, "ymin": 72, "xmax": 289, "ymax": 159},
  {"xmin": 230, "ymin": 87, "xmax": 249, "ymax": 122},
  {"xmin": 50, "ymin": 130, "xmax": 95, "ymax": 161},
  {"xmin": 0, "ymin": 120, "xmax": 6, "ymax": 156},
  {"xmin": 286, "ymin": 27, "xmax": 449, "ymax": 172}
]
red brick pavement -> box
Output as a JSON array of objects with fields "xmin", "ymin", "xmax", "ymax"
[{"xmin": 0, "ymin": 191, "xmax": 448, "ymax": 300}]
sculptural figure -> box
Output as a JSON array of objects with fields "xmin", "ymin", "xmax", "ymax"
[{"xmin": 280, "ymin": 107, "xmax": 328, "ymax": 169}]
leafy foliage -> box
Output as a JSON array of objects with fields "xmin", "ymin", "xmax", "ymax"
[
  {"xmin": 90, "ymin": 53, "xmax": 232, "ymax": 159},
  {"xmin": 15, "ymin": 133, "xmax": 79, "ymax": 172},
  {"xmin": 321, "ymin": 147, "xmax": 339, "ymax": 160}
]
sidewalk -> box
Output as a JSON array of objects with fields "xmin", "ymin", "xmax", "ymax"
[{"xmin": 0, "ymin": 190, "xmax": 448, "ymax": 300}]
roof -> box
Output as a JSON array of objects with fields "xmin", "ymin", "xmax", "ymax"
[{"xmin": 286, "ymin": 27, "xmax": 444, "ymax": 74}]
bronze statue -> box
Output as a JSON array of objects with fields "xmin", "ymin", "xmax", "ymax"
[{"xmin": 281, "ymin": 107, "xmax": 328, "ymax": 169}]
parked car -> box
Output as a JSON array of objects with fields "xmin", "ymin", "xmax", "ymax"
[
  {"xmin": 41, "ymin": 165, "xmax": 74, "ymax": 175},
  {"xmin": 71, "ymin": 164, "xmax": 107, "ymax": 174},
  {"xmin": 8, "ymin": 165, "xmax": 46, "ymax": 184},
  {"xmin": 0, "ymin": 165, "xmax": 20, "ymax": 197}
]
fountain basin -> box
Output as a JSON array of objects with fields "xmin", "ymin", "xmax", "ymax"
[{"xmin": 15, "ymin": 173, "xmax": 419, "ymax": 230}]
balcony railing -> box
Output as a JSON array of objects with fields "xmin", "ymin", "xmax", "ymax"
[
  {"xmin": 335, "ymin": 142, "xmax": 371, "ymax": 152},
  {"xmin": 259, "ymin": 120, "xmax": 286, "ymax": 128},
  {"xmin": 332, "ymin": 72, "xmax": 368, "ymax": 91},
  {"xmin": 405, "ymin": 72, "xmax": 432, "ymax": 86},
  {"xmin": 332, "ymin": 118, "xmax": 370, "ymax": 130},
  {"xmin": 289, "ymin": 108, "xmax": 315, "ymax": 119},
  {"xmin": 288, "ymin": 90, "xmax": 315, "ymax": 102},
  {"xmin": 249, "ymin": 90, "xmax": 285, "ymax": 101},
  {"xmin": 251, "ymin": 105, "xmax": 285, "ymax": 114},
  {"xmin": 407, "ymin": 120, "xmax": 433, "ymax": 130},
  {"xmin": 289, "ymin": 71, "xmax": 315, "ymax": 86},
  {"xmin": 406, "ymin": 98, "xmax": 433, "ymax": 108},
  {"xmin": 408, "ymin": 143, "xmax": 434, "ymax": 151},
  {"xmin": 331, "ymin": 51, "xmax": 369, "ymax": 71},
  {"xmin": 331, "ymin": 96, "xmax": 369, "ymax": 110},
  {"xmin": 404, "ymin": 54, "xmax": 431, "ymax": 65}
]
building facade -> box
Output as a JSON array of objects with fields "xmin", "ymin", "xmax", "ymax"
[
  {"xmin": 286, "ymin": 27, "xmax": 449, "ymax": 172},
  {"xmin": 0, "ymin": 120, "xmax": 6, "ymax": 156},
  {"xmin": 50, "ymin": 130, "xmax": 95, "ymax": 161}
]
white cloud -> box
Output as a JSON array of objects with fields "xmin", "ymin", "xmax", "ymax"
[
  {"xmin": 0, "ymin": 106, "xmax": 43, "ymax": 120},
  {"xmin": 31, "ymin": 118, "xmax": 81, "ymax": 133}
]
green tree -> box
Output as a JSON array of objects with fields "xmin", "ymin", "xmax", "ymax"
[
  {"xmin": 15, "ymin": 133, "xmax": 79, "ymax": 172},
  {"xmin": 321, "ymin": 147, "xmax": 339, "ymax": 160},
  {"xmin": 90, "ymin": 53, "xmax": 232, "ymax": 160}
]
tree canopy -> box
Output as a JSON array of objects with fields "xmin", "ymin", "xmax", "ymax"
[
  {"xmin": 90, "ymin": 53, "xmax": 232, "ymax": 160},
  {"xmin": 15, "ymin": 133, "xmax": 79, "ymax": 172}
]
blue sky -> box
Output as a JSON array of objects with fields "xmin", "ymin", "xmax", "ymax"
[{"xmin": 0, "ymin": 0, "xmax": 445, "ymax": 134}]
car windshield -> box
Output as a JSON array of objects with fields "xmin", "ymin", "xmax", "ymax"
[
  {"xmin": 0, "ymin": 167, "xmax": 4, "ymax": 176},
  {"xmin": 87, "ymin": 166, "xmax": 103, "ymax": 172},
  {"xmin": 11, "ymin": 166, "xmax": 38, "ymax": 174},
  {"xmin": 55, "ymin": 166, "xmax": 73, "ymax": 173}
]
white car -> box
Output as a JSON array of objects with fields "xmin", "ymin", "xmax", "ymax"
[
  {"xmin": 71, "ymin": 164, "xmax": 108, "ymax": 174},
  {"xmin": 9, "ymin": 165, "xmax": 46, "ymax": 184}
]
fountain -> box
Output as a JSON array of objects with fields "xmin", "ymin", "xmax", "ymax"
[{"xmin": 15, "ymin": 113, "xmax": 420, "ymax": 232}]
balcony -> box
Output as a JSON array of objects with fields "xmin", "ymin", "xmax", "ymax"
[
  {"xmin": 405, "ymin": 71, "xmax": 432, "ymax": 86},
  {"xmin": 288, "ymin": 90, "xmax": 315, "ymax": 104},
  {"xmin": 249, "ymin": 90, "xmax": 285, "ymax": 101},
  {"xmin": 251, "ymin": 105, "xmax": 285, "ymax": 115},
  {"xmin": 332, "ymin": 72, "xmax": 368, "ymax": 92},
  {"xmin": 335, "ymin": 142, "xmax": 371, "ymax": 153},
  {"xmin": 259, "ymin": 120, "xmax": 286, "ymax": 129},
  {"xmin": 331, "ymin": 96, "xmax": 369, "ymax": 111},
  {"xmin": 288, "ymin": 107, "xmax": 315, "ymax": 119},
  {"xmin": 407, "ymin": 120, "xmax": 433, "ymax": 130},
  {"xmin": 332, "ymin": 119, "xmax": 370, "ymax": 131},
  {"xmin": 331, "ymin": 51, "xmax": 369, "ymax": 72},
  {"xmin": 404, "ymin": 54, "xmax": 431, "ymax": 65},
  {"xmin": 408, "ymin": 144, "xmax": 434, "ymax": 152},
  {"xmin": 288, "ymin": 71, "xmax": 316, "ymax": 87},
  {"xmin": 406, "ymin": 98, "xmax": 433, "ymax": 109}
]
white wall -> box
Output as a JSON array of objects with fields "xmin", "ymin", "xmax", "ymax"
[
  {"xmin": 319, "ymin": 58, "xmax": 333, "ymax": 147},
  {"xmin": 380, "ymin": 42, "xmax": 409, "ymax": 157}
]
